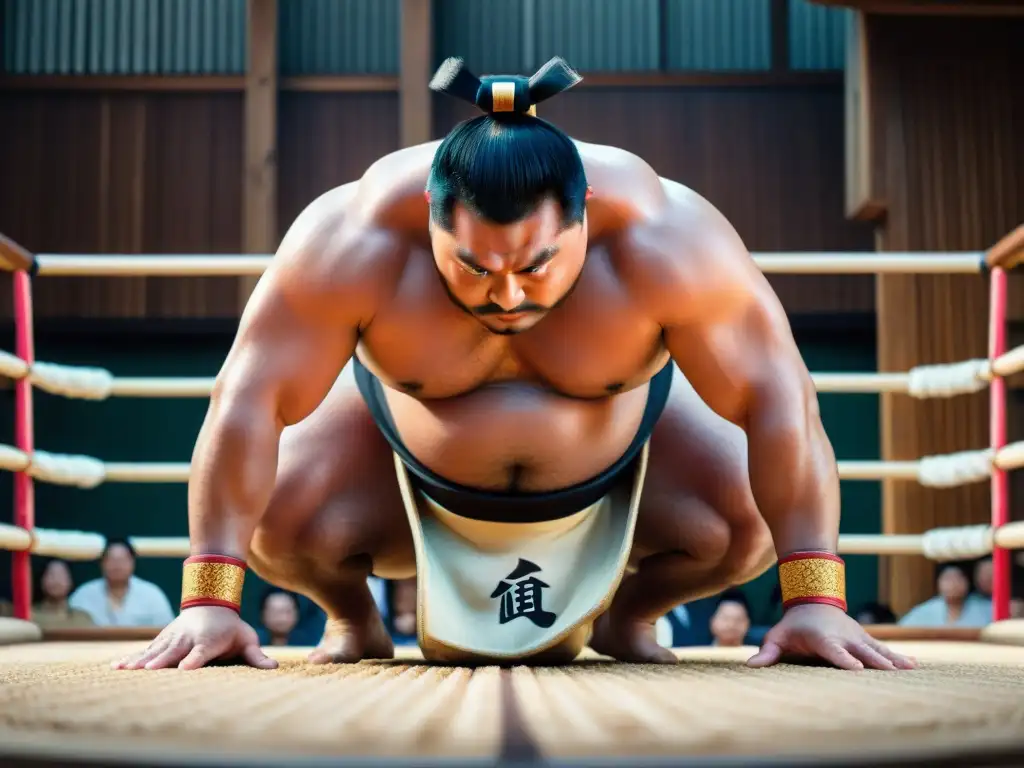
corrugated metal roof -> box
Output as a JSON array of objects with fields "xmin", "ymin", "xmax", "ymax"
[
  {"xmin": 664, "ymin": 0, "xmax": 772, "ymax": 71},
  {"xmin": 530, "ymin": 0, "xmax": 660, "ymax": 72},
  {"xmin": 434, "ymin": 0, "xmax": 525, "ymax": 74},
  {"xmin": 278, "ymin": 0, "xmax": 399, "ymax": 75},
  {"xmin": 789, "ymin": 0, "xmax": 849, "ymax": 70},
  {"xmin": 1, "ymin": 0, "xmax": 246, "ymax": 75}
]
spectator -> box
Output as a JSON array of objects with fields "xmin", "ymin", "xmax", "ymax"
[
  {"xmin": 32, "ymin": 558, "xmax": 93, "ymax": 630},
  {"xmin": 854, "ymin": 602, "xmax": 897, "ymax": 625},
  {"xmin": 69, "ymin": 539, "xmax": 175, "ymax": 627},
  {"xmin": 899, "ymin": 562, "xmax": 991, "ymax": 628},
  {"xmin": 256, "ymin": 588, "xmax": 302, "ymax": 646},
  {"xmin": 974, "ymin": 557, "xmax": 993, "ymax": 598},
  {"xmin": 388, "ymin": 578, "xmax": 418, "ymax": 646},
  {"xmin": 973, "ymin": 555, "xmax": 1024, "ymax": 619},
  {"xmin": 709, "ymin": 589, "xmax": 751, "ymax": 647},
  {"xmin": 655, "ymin": 604, "xmax": 693, "ymax": 648}
]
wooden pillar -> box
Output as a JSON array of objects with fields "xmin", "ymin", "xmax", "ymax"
[
  {"xmin": 399, "ymin": 0, "xmax": 433, "ymax": 147},
  {"xmin": 240, "ymin": 0, "xmax": 278, "ymax": 306}
]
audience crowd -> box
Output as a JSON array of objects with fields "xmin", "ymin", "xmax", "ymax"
[{"xmin": 2, "ymin": 551, "xmax": 1020, "ymax": 651}]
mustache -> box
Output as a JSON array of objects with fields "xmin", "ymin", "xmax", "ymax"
[{"xmin": 472, "ymin": 301, "xmax": 546, "ymax": 316}]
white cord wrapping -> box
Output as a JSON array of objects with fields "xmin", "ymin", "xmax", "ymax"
[
  {"xmin": 921, "ymin": 525, "xmax": 994, "ymax": 561},
  {"xmin": 0, "ymin": 349, "xmax": 114, "ymax": 400},
  {"xmin": 31, "ymin": 361, "xmax": 114, "ymax": 400},
  {"xmin": 907, "ymin": 360, "xmax": 990, "ymax": 398},
  {"xmin": 0, "ymin": 445, "xmax": 107, "ymax": 489},
  {"xmin": 917, "ymin": 449, "xmax": 994, "ymax": 487}
]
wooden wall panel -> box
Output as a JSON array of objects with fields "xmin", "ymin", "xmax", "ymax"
[
  {"xmin": 1, "ymin": 84, "xmax": 872, "ymax": 319},
  {"xmin": 434, "ymin": 85, "xmax": 876, "ymax": 314},
  {"xmin": 868, "ymin": 16, "xmax": 1024, "ymax": 612},
  {"xmin": 0, "ymin": 92, "xmax": 244, "ymax": 319},
  {"xmin": 277, "ymin": 92, "xmax": 400, "ymax": 237}
]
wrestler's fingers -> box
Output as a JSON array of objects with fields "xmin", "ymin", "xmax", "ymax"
[
  {"xmin": 144, "ymin": 637, "xmax": 194, "ymax": 670},
  {"xmin": 113, "ymin": 637, "xmax": 171, "ymax": 670},
  {"xmin": 177, "ymin": 642, "xmax": 223, "ymax": 671},
  {"xmin": 870, "ymin": 639, "xmax": 917, "ymax": 670},
  {"xmin": 746, "ymin": 640, "xmax": 783, "ymax": 668},
  {"xmin": 241, "ymin": 643, "xmax": 279, "ymax": 670},
  {"xmin": 817, "ymin": 638, "xmax": 863, "ymax": 670},
  {"xmin": 848, "ymin": 641, "xmax": 896, "ymax": 671}
]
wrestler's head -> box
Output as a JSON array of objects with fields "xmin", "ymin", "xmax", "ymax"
[{"xmin": 426, "ymin": 57, "xmax": 588, "ymax": 335}]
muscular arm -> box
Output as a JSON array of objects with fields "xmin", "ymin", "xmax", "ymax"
[
  {"xmin": 642, "ymin": 192, "xmax": 840, "ymax": 556},
  {"xmin": 188, "ymin": 186, "xmax": 400, "ymax": 559}
]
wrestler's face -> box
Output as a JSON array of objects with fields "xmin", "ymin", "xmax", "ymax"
[
  {"xmin": 710, "ymin": 601, "xmax": 750, "ymax": 647},
  {"xmin": 430, "ymin": 198, "xmax": 587, "ymax": 335}
]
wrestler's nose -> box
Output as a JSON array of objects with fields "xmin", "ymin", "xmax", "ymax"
[{"xmin": 489, "ymin": 275, "xmax": 526, "ymax": 311}]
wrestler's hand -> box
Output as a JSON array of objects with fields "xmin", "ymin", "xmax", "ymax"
[
  {"xmin": 746, "ymin": 604, "xmax": 916, "ymax": 671},
  {"xmin": 112, "ymin": 605, "xmax": 278, "ymax": 671}
]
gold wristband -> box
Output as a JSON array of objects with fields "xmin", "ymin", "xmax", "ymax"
[
  {"xmin": 778, "ymin": 551, "xmax": 847, "ymax": 611},
  {"xmin": 180, "ymin": 555, "xmax": 246, "ymax": 612}
]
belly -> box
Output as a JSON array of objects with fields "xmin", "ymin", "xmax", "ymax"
[{"xmin": 382, "ymin": 381, "xmax": 649, "ymax": 492}]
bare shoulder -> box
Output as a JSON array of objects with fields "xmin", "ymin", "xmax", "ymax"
[
  {"xmin": 575, "ymin": 140, "xmax": 667, "ymax": 215},
  {"xmin": 261, "ymin": 171, "xmax": 416, "ymax": 327},
  {"xmin": 617, "ymin": 177, "xmax": 776, "ymax": 327}
]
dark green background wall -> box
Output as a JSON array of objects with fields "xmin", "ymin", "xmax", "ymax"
[{"xmin": 0, "ymin": 322, "xmax": 880, "ymax": 627}]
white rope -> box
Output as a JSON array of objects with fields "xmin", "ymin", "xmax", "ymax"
[
  {"xmin": 0, "ymin": 441, "xmax": 1021, "ymax": 487},
  {"xmin": 839, "ymin": 521, "xmax": 1024, "ymax": 559},
  {"xmin": 31, "ymin": 251, "xmax": 989, "ymax": 277},
  {"xmin": 0, "ymin": 445, "xmax": 107, "ymax": 488},
  {"xmin": 0, "ymin": 523, "xmax": 184, "ymax": 560},
  {"xmin": 917, "ymin": 449, "xmax": 995, "ymax": 488},
  {"xmin": 4, "ymin": 522, "xmax": 1024, "ymax": 562},
  {"xmin": 0, "ymin": 349, "xmax": 113, "ymax": 399},
  {"xmin": 921, "ymin": 525, "xmax": 994, "ymax": 561},
  {"xmin": 3, "ymin": 344, "xmax": 1021, "ymax": 402},
  {"xmin": 907, "ymin": 360, "xmax": 991, "ymax": 398}
]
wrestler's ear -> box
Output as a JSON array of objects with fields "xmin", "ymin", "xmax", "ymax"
[
  {"xmin": 424, "ymin": 190, "xmax": 431, "ymax": 204},
  {"xmin": 585, "ymin": 186, "xmax": 593, "ymax": 201}
]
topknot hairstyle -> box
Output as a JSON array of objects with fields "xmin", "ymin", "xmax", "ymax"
[{"xmin": 426, "ymin": 57, "xmax": 588, "ymax": 230}]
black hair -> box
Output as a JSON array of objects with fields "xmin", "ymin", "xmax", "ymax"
[
  {"xmin": 854, "ymin": 602, "xmax": 897, "ymax": 624},
  {"xmin": 427, "ymin": 56, "xmax": 588, "ymax": 231},
  {"xmin": 716, "ymin": 588, "xmax": 750, "ymax": 614},
  {"xmin": 33, "ymin": 557, "xmax": 73, "ymax": 603},
  {"xmin": 936, "ymin": 561, "xmax": 973, "ymax": 589},
  {"xmin": 102, "ymin": 538, "xmax": 136, "ymax": 560}
]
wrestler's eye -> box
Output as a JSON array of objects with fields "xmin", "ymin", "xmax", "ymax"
[
  {"xmin": 519, "ymin": 264, "xmax": 543, "ymax": 275},
  {"xmin": 462, "ymin": 263, "xmax": 488, "ymax": 277}
]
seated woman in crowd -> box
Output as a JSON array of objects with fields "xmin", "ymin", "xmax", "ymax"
[
  {"xmin": 899, "ymin": 562, "xmax": 991, "ymax": 628},
  {"xmin": 32, "ymin": 558, "xmax": 94, "ymax": 630}
]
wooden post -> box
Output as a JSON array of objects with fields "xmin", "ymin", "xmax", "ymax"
[
  {"xmin": 241, "ymin": 0, "xmax": 278, "ymax": 307},
  {"xmin": 400, "ymin": 0, "xmax": 433, "ymax": 147}
]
